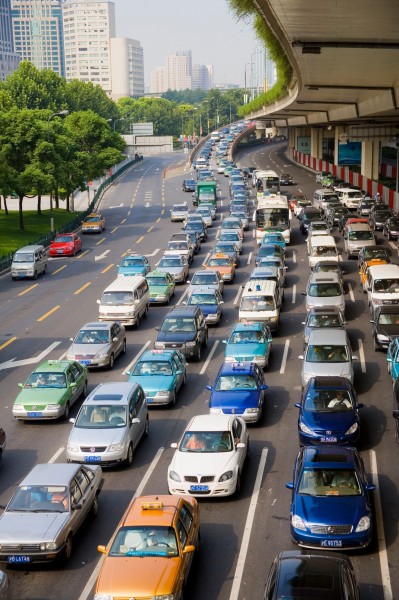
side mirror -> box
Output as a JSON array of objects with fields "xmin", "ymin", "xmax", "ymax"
[
  {"xmin": 301, "ymin": 291, "xmax": 307, "ymax": 296},
  {"xmin": 18, "ymin": 383, "xmax": 23, "ymax": 388},
  {"xmin": 236, "ymin": 442, "xmax": 245, "ymax": 449},
  {"xmin": 171, "ymin": 442, "xmax": 178, "ymax": 449},
  {"xmin": 69, "ymin": 418, "xmax": 76, "ymax": 424},
  {"xmin": 155, "ymin": 326, "xmax": 160, "ymax": 331},
  {"xmin": 131, "ymin": 417, "xmax": 140, "ymax": 424},
  {"xmin": 97, "ymin": 545, "xmax": 107, "ymax": 555},
  {"xmin": 393, "ymin": 409, "xmax": 399, "ymax": 418},
  {"xmin": 96, "ymin": 299, "xmax": 100, "ymax": 304},
  {"xmin": 357, "ymin": 403, "xmax": 364, "ymax": 409},
  {"xmin": 69, "ymin": 382, "xmax": 77, "ymax": 388},
  {"xmin": 72, "ymin": 502, "xmax": 83, "ymax": 511},
  {"xmin": 298, "ymin": 355, "xmax": 304, "ymax": 360},
  {"xmin": 352, "ymin": 355, "xmax": 359, "ymax": 361},
  {"xmin": 301, "ymin": 321, "xmax": 305, "ymax": 325},
  {"xmin": 206, "ymin": 385, "xmax": 213, "ymax": 391},
  {"xmin": 182, "ymin": 545, "xmax": 195, "ymax": 554},
  {"xmin": 125, "ymin": 371, "xmax": 131, "ymax": 376},
  {"xmin": 366, "ymin": 483, "xmax": 376, "ymax": 492},
  {"xmin": 285, "ymin": 482, "xmax": 294, "ymax": 490},
  {"xmin": 387, "ymin": 357, "xmax": 393, "ymax": 363},
  {"xmin": 294, "ymin": 402, "xmax": 301, "ymax": 408},
  {"xmin": 370, "ymin": 320, "xmax": 375, "ymax": 324}
]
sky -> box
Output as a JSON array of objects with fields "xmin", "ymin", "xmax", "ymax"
[{"xmin": 114, "ymin": 0, "xmax": 259, "ymax": 87}]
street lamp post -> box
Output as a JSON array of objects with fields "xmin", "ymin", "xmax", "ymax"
[
  {"xmin": 244, "ymin": 63, "xmax": 251, "ymax": 103},
  {"xmin": 47, "ymin": 110, "xmax": 69, "ymax": 232},
  {"xmin": 113, "ymin": 117, "xmax": 126, "ymax": 132},
  {"xmin": 203, "ymin": 100, "xmax": 209, "ymax": 135}
]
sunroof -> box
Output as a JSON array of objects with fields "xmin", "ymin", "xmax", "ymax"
[
  {"xmin": 92, "ymin": 394, "xmax": 123, "ymax": 401},
  {"xmin": 312, "ymin": 453, "xmax": 348, "ymax": 463}
]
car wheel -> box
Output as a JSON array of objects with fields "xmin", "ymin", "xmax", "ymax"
[
  {"xmin": 136, "ymin": 313, "xmax": 140, "ymax": 327},
  {"xmin": 81, "ymin": 381, "xmax": 88, "ymax": 398},
  {"xmin": 125, "ymin": 443, "xmax": 134, "ymax": 466},
  {"xmin": 64, "ymin": 402, "xmax": 70, "ymax": 420},
  {"xmin": 122, "ymin": 339, "xmax": 127, "ymax": 354},
  {"xmin": 44, "ymin": 264, "xmax": 48, "ymax": 274},
  {"xmin": 108, "ymin": 353, "xmax": 115, "ymax": 369},
  {"xmin": 234, "ymin": 473, "xmax": 241, "ymax": 496},
  {"xmin": 33, "ymin": 270, "xmax": 38, "ymax": 280},
  {"xmin": 91, "ymin": 495, "xmax": 99, "ymax": 517},
  {"xmin": 181, "ymin": 372, "xmax": 186, "ymax": 387},
  {"xmin": 144, "ymin": 303, "xmax": 149, "ymax": 317},
  {"xmin": 12, "ymin": 276, "xmax": 17, "ymax": 281},
  {"xmin": 388, "ymin": 233, "xmax": 392, "ymax": 240},
  {"xmin": 72, "ymin": 248, "xmax": 76, "ymax": 256},
  {"xmin": 373, "ymin": 337, "xmax": 380, "ymax": 351},
  {"xmin": 169, "ymin": 391, "xmax": 176, "ymax": 407},
  {"xmin": 388, "ymin": 361, "xmax": 392, "ymax": 374},
  {"xmin": 64, "ymin": 534, "xmax": 73, "ymax": 562},
  {"xmin": 196, "ymin": 345, "xmax": 201, "ymax": 361},
  {"xmin": 144, "ymin": 416, "xmax": 149, "ymax": 436}
]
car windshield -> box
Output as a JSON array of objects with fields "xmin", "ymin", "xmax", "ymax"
[
  {"xmin": 378, "ymin": 313, "xmax": 399, "ymax": 324},
  {"xmin": 102, "ymin": 291, "xmax": 133, "ymax": 305},
  {"xmin": 161, "ymin": 318, "xmax": 196, "ymax": 332},
  {"xmin": 240, "ymin": 296, "xmax": 275, "ymax": 310},
  {"xmin": 85, "ymin": 216, "xmax": 101, "ymax": 222},
  {"xmin": 132, "ymin": 361, "xmax": 172, "ymax": 376},
  {"xmin": 304, "ymin": 389, "xmax": 354, "ymax": 412},
  {"xmin": 230, "ymin": 331, "xmax": 265, "ymax": 343},
  {"xmin": 311, "ymin": 246, "xmax": 336, "ymax": 257},
  {"xmin": 121, "ymin": 258, "xmax": 144, "ymax": 267},
  {"xmin": 222, "ymin": 221, "xmax": 239, "ymax": 229},
  {"xmin": 191, "ymin": 274, "xmax": 217, "ymax": 285},
  {"xmin": 306, "ymin": 345, "xmax": 349, "ymax": 362},
  {"xmin": 25, "ymin": 372, "xmax": 66, "ymax": 388},
  {"xmin": 75, "ymin": 329, "xmax": 109, "ymax": 344},
  {"xmin": 167, "ymin": 242, "xmax": 188, "ymax": 250},
  {"xmin": 315, "ymin": 265, "xmax": 340, "ymax": 275},
  {"xmin": 179, "ymin": 430, "xmax": 234, "ymax": 452},
  {"xmin": 308, "ymin": 314, "xmax": 341, "ymax": 327},
  {"xmin": 172, "ymin": 205, "xmax": 187, "ymax": 211},
  {"xmin": 364, "ymin": 249, "xmax": 388, "ymax": 260},
  {"xmin": 374, "ymin": 278, "xmax": 399, "ymax": 293},
  {"xmin": 388, "ymin": 219, "xmax": 399, "ymax": 227},
  {"xmin": 54, "ymin": 235, "xmax": 73, "ymax": 243},
  {"xmin": 186, "ymin": 222, "xmax": 203, "ymax": 231},
  {"xmin": 109, "ymin": 526, "xmax": 178, "ymax": 558},
  {"xmin": 8, "ymin": 485, "xmax": 70, "ymax": 512},
  {"xmin": 189, "ymin": 294, "xmax": 217, "ymax": 305},
  {"xmin": 209, "ymin": 258, "xmax": 230, "ymax": 267},
  {"xmin": 348, "ymin": 231, "xmax": 374, "ymax": 240},
  {"xmin": 308, "ymin": 283, "xmax": 342, "ymax": 297},
  {"xmin": 220, "ymin": 233, "xmax": 239, "ymax": 241},
  {"xmin": 75, "ymin": 404, "xmax": 127, "ymax": 428},
  {"xmin": 215, "ymin": 244, "xmax": 236, "ymax": 253},
  {"xmin": 298, "ymin": 469, "xmax": 360, "ymax": 496},
  {"xmin": 159, "ymin": 258, "xmax": 182, "ymax": 268},
  {"xmin": 13, "ymin": 252, "xmax": 35, "ymax": 262},
  {"xmin": 215, "ymin": 375, "xmax": 257, "ymax": 390},
  {"xmin": 147, "ymin": 276, "xmax": 168, "ymax": 286}
]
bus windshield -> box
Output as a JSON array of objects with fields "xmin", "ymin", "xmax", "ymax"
[{"xmin": 256, "ymin": 208, "xmax": 289, "ymax": 230}]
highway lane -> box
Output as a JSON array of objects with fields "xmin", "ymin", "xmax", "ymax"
[{"xmin": 0, "ymin": 144, "xmax": 398, "ymax": 599}]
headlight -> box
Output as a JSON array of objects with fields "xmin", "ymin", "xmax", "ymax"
[
  {"xmin": 155, "ymin": 342, "xmax": 165, "ymax": 349},
  {"xmin": 12, "ymin": 404, "xmax": 23, "ymax": 412},
  {"xmin": 109, "ymin": 443, "xmax": 124, "ymax": 452},
  {"xmin": 355, "ymin": 515, "xmax": 371, "ymax": 532},
  {"xmin": 94, "ymin": 595, "xmax": 113, "ymax": 600},
  {"xmin": 47, "ymin": 404, "xmax": 60, "ymax": 411},
  {"xmin": 345, "ymin": 423, "xmax": 358, "ymax": 435},
  {"xmin": 186, "ymin": 341, "xmax": 197, "ymax": 347},
  {"xmin": 67, "ymin": 443, "xmax": 79, "ymax": 452},
  {"xmin": 373, "ymin": 299, "xmax": 383, "ymax": 305},
  {"xmin": 126, "ymin": 311, "xmax": 135, "ymax": 316},
  {"xmin": 299, "ymin": 422, "xmax": 313, "ymax": 435},
  {"xmin": 292, "ymin": 514, "xmax": 306, "ymax": 531},
  {"xmin": 269, "ymin": 316, "xmax": 278, "ymax": 321},
  {"xmin": 157, "ymin": 390, "xmax": 171, "ymax": 397},
  {"xmin": 219, "ymin": 470, "xmax": 233, "ymax": 482},
  {"xmin": 40, "ymin": 542, "xmax": 57, "ymax": 550},
  {"xmin": 377, "ymin": 334, "xmax": 389, "ymax": 342},
  {"xmin": 246, "ymin": 408, "xmax": 259, "ymax": 413},
  {"xmin": 154, "ymin": 595, "xmax": 175, "ymax": 600},
  {"xmin": 210, "ymin": 408, "xmax": 222, "ymax": 414},
  {"xmin": 95, "ymin": 352, "xmax": 109, "ymax": 359},
  {"xmin": 66, "ymin": 353, "xmax": 74, "ymax": 360},
  {"xmin": 169, "ymin": 470, "xmax": 181, "ymax": 482}
]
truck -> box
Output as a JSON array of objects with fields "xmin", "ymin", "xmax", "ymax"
[{"xmin": 193, "ymin": 181, "xmax": 218, "ymax": 206}]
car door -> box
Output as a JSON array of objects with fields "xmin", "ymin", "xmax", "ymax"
[
  {"xmin": 69, "ymin": 363, "xmax": 85, "ymax": 405},
  {"xmin": 69, "ymin": 468, "xmax": 93, "ymax": 531},
  {"xmin": 232, "ymin": 418, "xmax": 246, "ymax": 471},
  {"xmin": 111, "ymin": 323, "xmax": 123, "ymax": 357},
  {"xmin": 129, "ymin": 387, "xmax": 147, "ymax": 446},
  {"xmin": 176, "ymin": 502, "xmax": 197, "ymax": 588}
]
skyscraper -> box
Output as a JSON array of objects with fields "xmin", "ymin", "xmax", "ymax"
[
  {"xmin": 0, "ymin": 0, "xmax": 20, "ymax": 80},
  {"xmin": 11, "ymin": 0, "xmax": 65, "ymax": 77},
  {"xmin": 166, "ymin": 51, "xmax": 192, "ymax": 91},
  {"xmin": 192, "ymin": 64, "xmax": 213, "ymax": 91},
  {"xmin": 110, "ymin": 37, "xmax": 144, "ymax": 99}
]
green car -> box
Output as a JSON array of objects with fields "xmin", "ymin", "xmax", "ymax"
[
  {"xmin": 146, "ymin": 270, "xmax": 176, "ymax": 304},
  {"xmin": 12, "ymin": 360, "xmax": 88, "ymax": 420}
]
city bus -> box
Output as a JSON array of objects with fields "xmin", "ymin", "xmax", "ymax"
[
  {"xmin": 256, "ymin": 169, "xmax": 280, "ymax": 193},
  {"xmin": 254, "ymin": 194, "xmax": 291, "ymax": 244}
]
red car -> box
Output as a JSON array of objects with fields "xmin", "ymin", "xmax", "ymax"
[{"xmin": 49, "ymin": 233, "xmax": 82, "ymax": 257}]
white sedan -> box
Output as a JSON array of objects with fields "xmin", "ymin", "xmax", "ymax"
[{"xmin": 167, "ymin": 414, "xmax": 249, "ymax": 498}]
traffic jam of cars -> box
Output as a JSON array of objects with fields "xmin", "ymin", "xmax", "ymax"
[{"xmin": 3, "ymin": 123, "xmax": 399, "ymax": 599}]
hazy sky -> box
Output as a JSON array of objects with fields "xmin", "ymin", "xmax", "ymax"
[{"xmin": 114, "ymin": 0, "xmax": 259, "ymax": 87}]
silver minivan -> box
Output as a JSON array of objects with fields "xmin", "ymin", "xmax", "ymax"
[
  {"xmin": 11, "ymin": 244, "xmax": 48, "ymax": 280},
  {"xmin": 66, "ymin": 382, "xmax": 149, "ymax": 467}
]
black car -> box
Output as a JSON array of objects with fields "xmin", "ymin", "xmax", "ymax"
[
  {"xmin": 182, "ymin": 179, "xmax": 196, "ymax": 192},
  {"xmin": 299, "ymin": 208, "xmax": 322, "ymax": 235},
  {"xmin": 182, "ymin": 221, "xmax": 208, "ymax": 242},
  {"xmin": 326, "ymin": 206, "xmax": 350, "ymax": 228},
  {"xmin": 357, "ymin": 244, "xmax": 391, "ymax": 268},
  {"xmin": 370, "ymin": 305, "xmax": 399, "ymax": 350},
  {"xmin": 279, "ymin": 173, "xmax": 294, "ymax": 185},
  {"xmin": 154, "ymin": 305, "xmax": 208, "ymax": 361},
  {"xmin": 263, "ymin": 550, "xmax": 359, "ymax": 600},
  {"xmin": 242, "ymin": 166, "xmax": 255, "ymax": 179},
  {"xmin": 383, "ymin": 216, "xmax": 399, "ymax": 240},
  {"xmin": 369, "ymin": 209, "xmax": 394, "ymax": 231}
]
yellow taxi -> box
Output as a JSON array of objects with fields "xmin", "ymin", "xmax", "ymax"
[
  {"xmin": 359, "ymin": 258, "xmax": 390, "ymax": 292},
  {"xmin": 81, "ymin": 212, "xmax": 105, "ymax": 233},
  {"xmin": 203, "ymin": 252, "xmax": 235, "ymax": 282},
  {"xmin": 94, "ymin": 495, "xmax": 200, "ymax": 600}
]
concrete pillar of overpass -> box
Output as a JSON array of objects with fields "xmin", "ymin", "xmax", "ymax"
[
  {"xmin": 310, "ymin": 128, "xmax": 323, "ymax": 159},
  {"xmin": 255, "ymin": 128, "xmax": 264, "ymax": 140},
  {"xmin": 361, "ymin": 140, "xmax": 380, "ymax": 181}
]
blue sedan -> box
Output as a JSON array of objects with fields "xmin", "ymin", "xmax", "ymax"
[
  {"xmin": 255, "ymin": 244, "xmax": 285, "ymax": 266},
  {"xmin": 117, "ymin": 254, "xmax": 151, "ymax": 276},
  {"xmin": 127, "ymin": 349, "xmax": 186, "ymax": 406},
  {"xmin": 285, "ymin": 445, "xmax": 375, "ymax": 550},
  {"xmin": 296, "ymin": 377, "xmax": 363, "ymax": 446},
  {"xmin": 387, "ymin": 337, "xmax": 399, "ymax": 381},
  {"xmin": 260, "ymin": 232, "xmax": 286, "ymax": 250}
]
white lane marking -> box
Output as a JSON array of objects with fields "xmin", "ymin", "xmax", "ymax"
[
  {"xmin": 280, "ymin": 340, "xmax": 290, "ymax": 374},
  {"xmin": 388, "ymin": 241, "xmax": 396, "ymax": 250},
  {"xmin": 0, "ymin": 341, "xmax": 62, "ymax": 371},
  {"xmin": 292, "ymin": 284, "xmax": 296, "ymax": 303},
  {"xmin": 358, "ymin": 338, "xmax": 366, "ymax": 373},
  {"xmin": 94, "ymin": 249, "xmax": 111, "ymax": 262},
  {"xmin": 347, "ymin": 282, "xmax": 355, "ymax": 302},
  {"xmin": 177, "ymin": 287, "xmax": 189, "ymax": 305},
  {"xmin": 200, "ymin": 340, "xmax": 219, "ymax": 375},
  {"xmin": 247, "ymin": 251, "xmax": 253, "ymax": 265},
  {"xmin": 123, "ymin": 340, "xmax": 151, "ymax": 375},
  {"xmin": 370, "ymin": 449, "xmax": 393, "ymax": 600},
  {"xmin": 229, "ymin": 448, "xmax": 269, "ymax": 600},
  {"xmin": 145, "ymin": 248, "xmax": 160, "ymax": 257},
  {"xmin": 48, "ymin": 447, "xmax": 65, "ymax": 463},
  {"xmin": 252, "ymin": 229, "xmax": 255, "ymax": 238},
  {"xmin": 338, "ymin": 254, "xmax": 343, "ymax": 262},
  {"xmin": 77, "ymin": 447, "xmax": 165, "ymax": 600},
  {"xmin": 234, "ymin": 285, "xmax": 244, "ymax": 306},
  {"xmin": 292, "ymin": 250, "xmax": 296, "ymax": 264}
]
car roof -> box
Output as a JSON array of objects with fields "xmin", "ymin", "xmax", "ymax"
[
  {"xmin": 302, "ymin": 445, "xmax": 357, "ymax": 469},
  {"xmin": 307, "ymin": 329, "xmax": 349, "ymax": 344},
  {"xmin": 187, "ymin": 414, "xmax": 235, "ymax": 432},
  {"xmin": 85, "ymin": 382, "xmax": 139, "ymax": 404},
  {"xmin": 189, "ymin": 286, "xmax": 218, "ymax": 294},
  {"xmin": 81, "ymin": 322, "xmax": 114, "ymax": 330},
  {"xmin": 167, "ymin": 306, "xmax": 201, "ymax": 317},
  {"xmin": 232, "ymin": 321, "xmax": 264, "ymax": 331},
  {"xmin": 19, "ymin": 463, "xmax": 84, "ymax": 487},
  {"xmin": 308, "ymin": 272, "xmax": 341, "ymax": 283},
  {"xmin": 217, "ymin": 362, "xmax": 258, "ymax": 376},
  {"xmin": 32, "ymin": 359, "xmax": 75, "ymax": 373},
  {"xmin": 121, "ymin": 495, "xmax": 189, "ymax": 528},
  {"xmin": 139, "ymin": 349, "xmax": 177, "ymax": 362}
]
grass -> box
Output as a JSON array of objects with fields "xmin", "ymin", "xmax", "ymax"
[{"xmin": 0, "ymin": 209, "xmax": 84, "ymax": 257}]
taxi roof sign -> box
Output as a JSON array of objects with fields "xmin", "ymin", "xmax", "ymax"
[{"xmin": 141, "ymin": 502, "xmax": 164, "ymax": 510}]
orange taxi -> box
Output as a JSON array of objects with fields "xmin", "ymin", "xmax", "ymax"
[
  {"xmin": 203, "ymin": 252, "xmax": 235, "ymax": 282},
  {"xmin": 359, "ymin": 258, "xmax": 390, "ymax": 292},
  {"xmin": 81, "ymin": 212, "xmax": 105, "ymax": 233},
  {"xmin": 95, "ymin": 495, "xmax": 200, "ymax": 600}
]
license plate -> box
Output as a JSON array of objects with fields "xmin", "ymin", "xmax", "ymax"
[
  {"xmin": 57, "ymin": 249, "xmax": 63, "ymax": 254},
  {"xmin": 321, "ymin": 436, "xmax": 337, "ymax": 442},
  {"xmin": 79, "ymin": 360, "xmax": 91, "ymax": 365},
  {"xmin": 190, "ymin": 485, "xmax": 209, "ymax": 492},
  {"xmin": 84, "ymin": 456, "xmax": 101, "ymax": 463},
  {"xmin": 146, "ymin": 397, "xmax": 153, "ymax": 403},
  {"xmin": 321, "ymin": 539, "xmax": 342, "ymax": 547},
  {"xmin": 8, "ymin": 555, "xmax": 30, "ymax": 563},
  {"xmin": 27, "ymin": 412, "xmax": 42, "ymax": 417}
]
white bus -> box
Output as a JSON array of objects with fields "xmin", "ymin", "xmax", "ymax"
[
  {"xmin": 254, "ymin": 194, "xmax": 291, "ymax": 244},
  {"xmin": 254, "ymin": 169, "xmax": 280, "ymax": 193}
]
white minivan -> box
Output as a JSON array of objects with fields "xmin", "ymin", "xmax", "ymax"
[
  {"xmin": 97, "ymin": 275, "xmax": 149, "ymax": 327},
  {"xmin": 366, "ymin": 263, "xmax": 399, "ymax": 316},
  {"xmin": 11, "ymin": 244, "xmax": 48, "ymax": 280},
  {"xmin": 307, "ymin": 235, "xmax": 338, "ymax": 269},
  {"xmin": 239, "ymin": 279, "xmax": 281, "ymax": 331}
]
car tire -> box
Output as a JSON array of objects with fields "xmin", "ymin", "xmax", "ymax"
[
  {"xmin": 196, "ymin": 345, "xmax": 201, "ymax": 361},
  {"xmin": 125, "ymin": 443, "xmax": 134, "ymax": 467},
  {"xmin": 108, "ymin": 353, "xmax": 115, "ymax": 369},
  {"xmin": 388, "ymin": 361, "xmax": 392, "ymax": 374},
  {"xmin": 122, "ymin": 339, "xmax": 127, "ymax": 354},
  {"xmin": 169, "ymin": 391, "xmax": 176, "ymax": 407},
  {"xmin": 144, "ymin": 416, "xmax": 149, "ymax": 436},
  {"xmin": 91, "ymin": 495, "xmax": 99, "ymax": 517},
  {"xmin": 373, "ymin": 337, "xmax": 380, "ymax": 351},
  {"xmin": 33, "ymin": 270, "xmax": 38, "ymax": 280},
  {"xmin": 64, "ymin": 534, "xmax": 73, "ymax": 562},
  {"xmin": 12, "ymin": 276, "xmax": 17, "ymax": 281},
  {"xmin": 44, "ymin": 264, "xmax": 48, "ymax": 274},
  {"xmin": 64, "ymin": 402, "xmax": 70, "ymax": 420},
  {"xmin": 81, "ymin": 381, "xmax": 88, "ymax": 398},
  {"xmin": 234, "ymin": 473, "xmax": 241, "ymax": 496}
]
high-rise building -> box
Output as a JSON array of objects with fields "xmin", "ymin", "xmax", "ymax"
[
  {"xmin": 109, "ymin": 37, "xmax": 144, "ymax": 99},
  {"xmin": 192, "ymin": 64, "xmax": 213, "ymax": 91},
  {"xmin": 11, "ymin": 0, "xmax": 65, "ymax": 77},
  {"xmin": 62, "ymin": 0, "xmax": 115, "ymax": 93},
  {"xmin": 150, "ymin": 66, "xmax": 166, "ymax": 95},
  {"xmin": 166, "ymin": 51, "xmax": 191, "ymax": 91},
  {"xmin": 0, "ymin": 0, "xmax": 20, "ymax": 80}
]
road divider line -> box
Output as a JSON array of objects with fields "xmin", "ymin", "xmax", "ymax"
[
  {"xmin": 292, "ymin": 283, "xmax": 296, "ymax": 303},
  {"xmin": 18, "ymin": 284, "xmax": 38, "ymax": 296},
  {"xmin": 292, "ymin": 250, "xmax": 297, "ymax": 264},
  {"xmin": 370, "ymin": 449, "xmax": 393, "ymax": 600},
  {"xmin": 388, "ymin": 241, "xmax": 396, "ymax": 250},
  {"xmin": 52, "ymin": 265, "xmax": 67, "ymax": 275},
  {"xmin": 136, "ymin": 236, "xmax": 144, "ymax": 244},
  {"xmin": 111, "ymin": 226, "xmax": 118, "ymax": 233},
  {"xmin": 37, "ymin": 305, "xmax": 60, "ymax": 322},
  {"xmin": 121, "ymin": 218, "xmax": 126, "ymax": 224},
  {"xmin": 147, "ymin": 225, "xmax": 154, "ymax": 232},
  {"xmin": 123, "ymin": 340, "xmax": 151, "ymax": 375},
  {"xmin": 76, "ymin": 249, "xmax": 90, "ymax": 259},
  {"xmin": 161, "ymin": 209, "xmax": 164, "ymax": 214},
  {"xmin": 233, "ymin": 285, "xmax": 244, "ymax": 306},
  {"xmin": 280, "ymin": 340, "xmax": 290, "ymax": 374},
  {"xmin": 347, "ymin": 282, "xmax": 355, "ymax": 302},
  {"xmin": 229, "ymin": 448, "xmax": 269, "ymax": 600},
  {"xmin": 156, "ymin": 217, "xmax": 161, "ymax": 223},
  {"xmin": 48, "ymin": 447, "xmax": 65, "ymax": 463},
  {"xmin": 0, "ymin": 337, "xmax": 16, "ymax": 351},
  {"xmin": 78, "ymin": 447, "xmax": 165, "ymax": 600},
  {"xmin": 358, "ymin": 338, "xmax": 366, "ymax": 373},
  {"xmin": 177, "ymin": 287, "xmax": 189, "ymax": 305},
  {"xmin": 200, "ymin": 340, "xmax": 219, "ymax": 375},
  {"xmin": 127, "ymin": 210, "xmax": 131, "ymax": 216},
  {"xmin": 74, "ymin": 282, "xmax": 91, "ymax": 295},
  {"xmin": 101, "ymin": 264, "xmax": 114, "ymax": 274},
  {"xmin": 95, "ymin": 238, "xmax": 106, "ymax": 246},
  {"xmin": 247, "ymin": 251, "xmax": 253, "ymax": 265}
]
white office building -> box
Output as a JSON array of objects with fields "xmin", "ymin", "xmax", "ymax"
[
  {"xmin": 110, "ymin": 37, "xmax": 144, "ymax": 99},
  {"xmin": 166, "ymin": 50, "xmax": 191, "ymax": 91},
  {"xmin": 150, "ymin": 65, "xmax": 166, "ymax": 95},
  {"xmin": 192, "ymin": 64, "xmax": 213, "ymax": 91},
  {"xmin": 0, "ymin": 0, "xmax": 20, "ymax": 80}
]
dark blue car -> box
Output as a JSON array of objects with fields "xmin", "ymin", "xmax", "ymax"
[
  {"xmin": 207, "ymin": 362, "xmax": 267, "ymax": 424},
  {"xmin": 296, "ymin": 377, "xmax": 363, "ymax": 446},
  {"xmin": 286, "ymin": 445, "xmax": 375, "ymax": 550}
]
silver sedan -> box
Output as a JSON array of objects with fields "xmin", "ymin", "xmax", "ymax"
[
  {"xmin": 66, "ymin": 321, "xmax": 126, "ymax": 369},
  {"xmin": 156, "ymin": 254, "xmax": 189, "ymax": 283}
]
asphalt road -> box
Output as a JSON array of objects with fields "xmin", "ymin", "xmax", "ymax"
[{"xmin": 0, "ymin": 143, "xmax": 398, "ymax": 600}]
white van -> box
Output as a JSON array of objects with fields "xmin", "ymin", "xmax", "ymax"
[
  {"xmin": 337, "ymin": 188, "xmax": 363, "ymax": 210},
  {"xmin": 343, "ymin": 223, "xmax": 375, "ymax": 258},
  {"xmin": 11, "ymin": 244, "xmax": 48, "ymax": 280},
  {"xmin": 239, "ymin": 279, "xmax": 281, "ymax": 331},
  {"xmin": 366, "ymin": 264, "xmax": 399, "ymax": 316},
  {"xmin": 97, "ymin": 275, "xmax": 149, "ymax": 327},
  {"xmin": 307, "ymin": 235, "xmax": 338, "ymax": 269},
  {"xmin": 313, "ymin": 189, "xmax": 339, "ymax": 213}
]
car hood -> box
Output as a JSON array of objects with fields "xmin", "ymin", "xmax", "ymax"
[
  {"xmin": 51, "ymin": 241, "xmax": 73, "ymax": 249},
  {"xmin": 375, "ymin": 323, "xmax": 399, "ymax": 337},
  {"xmin": 156, "ymin": 332, "xmax": 196, "ymax": 343},
  {"xmin": 15, "ymin": 387, "xmax": 66, "ymax": 406},
  {"xmin": 68, "ymin": 426, "xmax": 125, "ymax": 446},
  {"xmin": 118, "ymin": 266, "xmax": 146, "ymax": 276},
  {"xmin": 190, "ymin": 304, "xmax": 218, "ymax": 316},
  {"xmin": 170, "ymin": 449, "xmax": 237, "ymax": 474},
  {"xmin": 303, "ymin": 362, "xmax": 352, "ymax": 380},
  {"xmin": 97, "ymin": 555, "xmax": 181, "ymax": 597},
  {"xmin": 307, "ymin": 297, "xmax": 344, "ymax": 310},
  {"xmin": 149, "ymin": 284, "xmax": 169, "ymax": 294},
  {"xmin": 157, "ymin": 266, "xmax": 184, "ymax": 275},
  {"xmin": 68, "ymin": 342, "xmax": 110, "ymax": 357},
  {"xmin": 225, "ymin": 342, "xmax": 266, "ymax": 357},
  {"xmin": 293, "ymin": 492, "xmax": 367, "ymax": 526},
  {"xmin": 0, "ymin": 512, "xmax": 69, "ymax": 542},
  {"xmin": 210, "ymin": 390, "xmax": 260, "ymax": 409},
  {"xmin": 302, "ymin": 410, "xmax": 357, "ymax": 434},
  {"xmin": 128, "ymin": 375, "xmax": 174, "ymax": 392}
]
